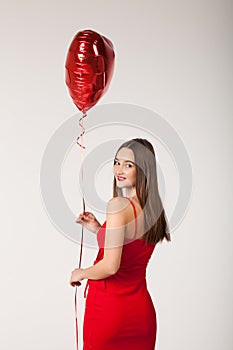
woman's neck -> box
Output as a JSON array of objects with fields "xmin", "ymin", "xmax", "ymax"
[{"xmin": 122, "ymin": 186, "xmax": 137, "ymax": 200}]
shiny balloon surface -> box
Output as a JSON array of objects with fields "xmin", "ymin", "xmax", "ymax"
[{"xmin": 65, "ymin": 29, "xmax": 115, "ymax": 113}]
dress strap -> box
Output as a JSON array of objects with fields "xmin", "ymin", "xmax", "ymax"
[{"xmin": 124, "ymin": 197, "xmax": 138, "ymax": 240}]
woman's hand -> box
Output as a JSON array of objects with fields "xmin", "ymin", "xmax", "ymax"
[
  {"xmin": 70, "ymin": 268, "xmax": 85, "ymax": 287},
  {"xmin": 75, "ymin": 211, "xmax": 101, "ymax": 234}
]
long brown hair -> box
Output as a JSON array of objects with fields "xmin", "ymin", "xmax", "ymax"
[{"xmin": 113, "ymin": 138, "xmax": 171, "ymax": 245}]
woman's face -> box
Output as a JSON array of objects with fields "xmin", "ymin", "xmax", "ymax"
[{"xmin": 113, "ymin": 147, "xmax": 136, "ymax": 188}]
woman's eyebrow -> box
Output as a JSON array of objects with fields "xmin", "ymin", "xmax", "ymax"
[{"xmin": 114, "ymin": 157, "xmax": 135, "ymax": 163}]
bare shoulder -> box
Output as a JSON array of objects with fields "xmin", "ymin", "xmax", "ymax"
[
  {"xmin": 107, "ymin": 196, "xmax": 130, "ymax": 206},
  {"xmin": 107, "ymin": 197, "xmax": 130, "ymax": 215}
]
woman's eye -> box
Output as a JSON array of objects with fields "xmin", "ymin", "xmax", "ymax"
[{"xmin": 113, "ymin": 160, "xmax": 132, "ymax": 167}]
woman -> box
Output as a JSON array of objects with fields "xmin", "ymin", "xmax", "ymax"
[{"xmin": 70, "ymin": 138, "xmax": 171, "ymax": 349}]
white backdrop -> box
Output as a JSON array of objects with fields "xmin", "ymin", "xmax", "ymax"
[{"xmin": 0, "ymin": 0, "xmax": 232, "ymax": 349}]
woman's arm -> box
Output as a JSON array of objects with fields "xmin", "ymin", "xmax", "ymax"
[
  {"xmin": 81, "ymin": 259, "xmax": 116, "ymax": 279},
  {"xmin": 81, "ymin": 197, "xmax": 128, "ymax": 280}
]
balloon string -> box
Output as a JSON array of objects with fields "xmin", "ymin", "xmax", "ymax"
[
  {"xmin": 76, "ymin": 112, "xmax": 87, "ymax": 149},
  {"xmin": 74, "ymin": 110, "xmax": 87, "ymax": 350}
]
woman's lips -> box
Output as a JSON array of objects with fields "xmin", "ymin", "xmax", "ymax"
[{"xmin": 117, "ymin": 176, "xmax": 126, "ymax": 181}]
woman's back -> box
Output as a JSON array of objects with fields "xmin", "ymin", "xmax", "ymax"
[{"xmin": 88, "ymin": 197, "xmax": 156, "ymax": 294}]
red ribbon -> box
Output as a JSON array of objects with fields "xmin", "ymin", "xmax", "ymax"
[{"xmin": 74, "ymin": 111, "xmax": 87, "ymax": 350}]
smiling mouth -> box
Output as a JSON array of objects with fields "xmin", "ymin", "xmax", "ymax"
[{"xmin": 117, "ymin": 176, "xmax": 126, "ymax": 181}]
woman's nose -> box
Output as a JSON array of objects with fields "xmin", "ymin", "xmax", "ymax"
[{"xmin": 117, "ymin": 167, "xmax": 124, "ymax": 175}]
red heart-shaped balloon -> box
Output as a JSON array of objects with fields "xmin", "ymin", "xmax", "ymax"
[{"xmin": 65, "ymin": 29, "xmax": 115, "ymax": 113}]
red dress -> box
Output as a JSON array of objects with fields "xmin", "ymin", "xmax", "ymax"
[{"xmin": 83, "ymin": 197, "xmax": 157, "ymax": 349}]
